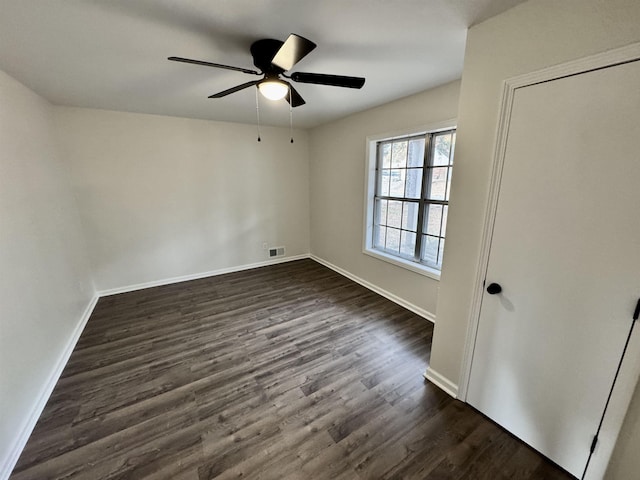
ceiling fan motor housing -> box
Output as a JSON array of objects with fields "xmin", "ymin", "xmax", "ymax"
[{"xmin": 250, "ymin": 39, "xmax": 285, "ymax": 74}]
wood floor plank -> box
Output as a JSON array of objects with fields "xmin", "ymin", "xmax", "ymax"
[{"xmin": 10, "ymin": 259, "xmax": 575, "ymax": 479}]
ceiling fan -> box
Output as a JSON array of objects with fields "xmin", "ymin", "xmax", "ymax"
[{"xmin": 168, "ymin": 33, "xmax": 366, "ymax": 107}]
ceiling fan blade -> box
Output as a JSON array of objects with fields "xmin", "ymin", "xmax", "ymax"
[
  {"xmin": 168, "ymin": 56, "xmax": 260, "ymax": 75},
  {"xmin": 271, "ymin": 34, "xmax": 317, "ymax": 71},
  {"xmin": 291, "ymin": 72, "xmax": 365, "ymax": 89},
  {"xmin": 208, "ymin": 80, "xmax": 259, "ymax": 98},
  {"xmin": 283, "ymin": 82, "xmax": 306, "ymax": 107}
]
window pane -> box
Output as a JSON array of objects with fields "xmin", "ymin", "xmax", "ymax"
[
  {"xmin": 381, "ymin": 143, "xmax": 392, "ymax": 168},
  {"xmin": 428, "ymin": 167, "xmax": 448, "ymax": 200},
  {"xmin": 425, "ymin": 204, "xmax": 443, "ymax": 236},
  {"xmin": 374, "ymin": 198, "xmax": 388, "ymax": 226},
  {"xmin": 442, "ymin": 205, "xmax": 448, "ymax": 236},
  {"xmin": 374, "ymin": 224, "xmax": 386, "ymax": 249},
  {"xmin": 387, "ymin": 200, "xmax": 402, "ymax": 228},
  {"xmin": 379, "ymin": 169, "xmax": 390, "ymax": 196},
  {"xmin": 389, "ymin": 169, "xmax": 405, "ymax": 197},
  {"xmin": 433, "ymin": 133, "xmax": 452, "ymax": 166},
  {"xmin": 450, "ymin": 132, "xmax": 456, "ymax": 164},
  {"xmin": 402, "ymin": 201, "xmax": 419, "ymax": 231},
  {"xmin": 386, "ymin": 227, "xmax": 401, "ymax": 253},
  {"xmin": 405, "ymin": 168, "xmax": 423, "ymax": 198},
  {"xmin": 391, "ymin": 141, "xmax": 407, "ymax": 168},
  {"xmin": 445, "ymin": 166, "xmax": 452, "ymax": 201},
  {"xmin": 400, "ymin": 230, "xmax": 416, "ymax": 258},
  {"xmin": 438, "ymin": 238, "xmax": 445, "ymax": 268},
  {"xmin": 421, "ymin": 235, "xmax": 440, "ymax": 266},
  {"xmin": 407, "ymin": 138, "xmax": 425, "ymax": 167}
]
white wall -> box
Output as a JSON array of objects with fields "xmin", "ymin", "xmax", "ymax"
[
  {"xmin": 308, "ymin": 81, "xmax": 460, "ymax": 319},
  {"xmin": 425, "ymin": 0, "xmax": 640, "ymax": 476},
  {"xmin": 55, "ymin": 108, "xmax": 310, "ymax": 292},
  {"xmin": 431, "ymin": 0, "xmax": 640, "ymax": 390},
  {"xmin": 0, "ymin": 71, "xmax": 94, "ymax": 476}
]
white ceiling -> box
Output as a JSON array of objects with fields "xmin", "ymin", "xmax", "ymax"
[{"xmin": 0, "ymin": 0, "xmax": 526, "ymax": 128}]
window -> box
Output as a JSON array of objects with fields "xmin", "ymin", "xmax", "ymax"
[{"xmin": 364, "ymin": 125, "xmax": 455, "ymax": 278}]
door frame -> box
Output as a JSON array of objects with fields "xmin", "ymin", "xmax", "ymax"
[{"xmin": 458, "ymin": 41, "xmax": 640, "ymax": 480}]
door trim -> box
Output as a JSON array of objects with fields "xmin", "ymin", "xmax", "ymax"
[{"xmin": 458, "ymin": 41, "xmax": 640, "ymax": 480}]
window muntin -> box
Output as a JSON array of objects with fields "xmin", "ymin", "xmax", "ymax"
[{"xmin": 372, "ymin": 129, "xmax": 455, "ymax": 271}]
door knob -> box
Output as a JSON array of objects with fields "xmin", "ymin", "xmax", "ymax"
[{"xmin": 486, "ymin": 283, "xmax": 502, "ymax": 295}]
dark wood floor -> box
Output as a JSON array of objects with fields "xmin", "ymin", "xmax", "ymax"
[{"xmin": 11, "ymin": 259, "xmax": 574, "ymax": 479}]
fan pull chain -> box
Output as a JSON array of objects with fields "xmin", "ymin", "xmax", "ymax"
[
  {"xmin": 289, "ymin": 86, "xmax": 294, "ymax": 144},
  {"xmin": 255, "ymin": 87, "xmax": 261, "ymax": 142}
]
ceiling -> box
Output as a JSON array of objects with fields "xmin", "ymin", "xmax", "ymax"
[{"xmin": 0, "ymin": 0, "xmax": 526, "ymax": 128}]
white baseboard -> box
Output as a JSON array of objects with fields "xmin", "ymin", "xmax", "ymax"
[
  {"xmin": 424, "ymin": 367, "xmax": 459, "ymax": 398},
  {"xmin": 97, "ymin": 254, "xmax": 311, "ymax": 297},
  {"xmin": 1, "ymin": 295, "xmax": 99, "ymax": 480},
  {"xmin": 309, "ymin": 255, "xmax": 436, "ymax": 323}
]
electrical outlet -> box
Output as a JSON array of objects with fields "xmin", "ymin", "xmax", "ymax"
[{"xmin": 262, "ymin": 242, "xmax": 268, "ymax": 250}]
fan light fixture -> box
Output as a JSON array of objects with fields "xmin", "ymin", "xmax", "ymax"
[
  {"xmin": 169, "ymin": 33, "xmax": 366, "ymax": 110},
  {"xmin": 258, "ymin": 80, "xmax": 288, "ymax": 101}
]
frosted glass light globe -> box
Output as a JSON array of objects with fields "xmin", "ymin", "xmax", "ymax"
[{"xmin": 258, "ymin": 80, "xmax": 288, "ymax": 101}]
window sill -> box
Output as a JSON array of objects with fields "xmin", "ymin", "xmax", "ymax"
[{"xmin": 363, "ymin": 248, "xmax": 441, "ymax": 280}]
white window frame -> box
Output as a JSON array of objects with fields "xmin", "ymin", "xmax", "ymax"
[{"xmin": 362, "ymin": 119, "xmax": 457, "ymax": 280}]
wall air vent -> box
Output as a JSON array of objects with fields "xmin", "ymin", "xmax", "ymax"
[{"xmin": 269, "ymin": 247, "xmax": 285, "ymax": 258}]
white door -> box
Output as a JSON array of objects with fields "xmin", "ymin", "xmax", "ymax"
[{"xmin": 467, "ymin": 59, "xmax": 640, "ymax": 478}]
